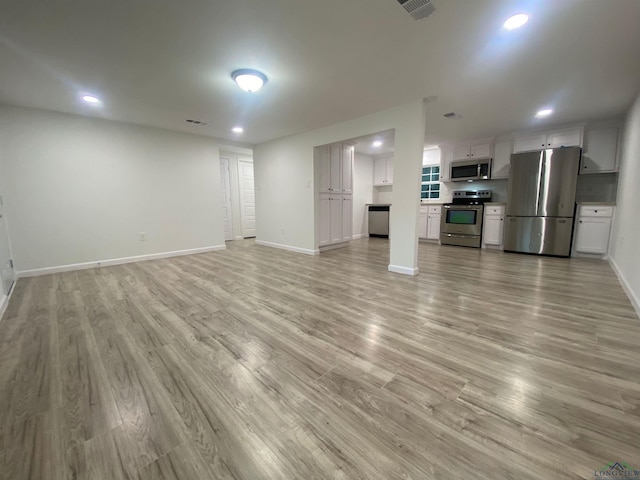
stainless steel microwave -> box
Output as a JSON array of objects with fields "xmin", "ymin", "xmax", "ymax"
[{"xmin": 450, "ymin": 158, "xmax": 492, "ymax": 182}]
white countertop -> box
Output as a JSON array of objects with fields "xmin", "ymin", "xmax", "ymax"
[{"xmin": 577, "ymin": 201, "xmax": 616, "ymax": 206}]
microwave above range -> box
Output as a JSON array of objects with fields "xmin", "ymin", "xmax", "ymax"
[{"xmin": 450, "ymin": 158, "xmax": 492, "ymax": 182}]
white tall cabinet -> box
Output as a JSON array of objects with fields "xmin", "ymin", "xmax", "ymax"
[{"xmin": 318, "ymin": 143, "xmax": 354, "ymax": 248}]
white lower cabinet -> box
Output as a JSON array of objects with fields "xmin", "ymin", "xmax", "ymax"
[
  {"xmin": 482, "ymin": 205, "xmax": 505, "ymax": 248},
  {"xmin": 574, "ymin": 205, "xmax": 614, "ymax": 256},
  {"xmin": 320, "ymin": 193, "xmax": 353, "ymax": 248},
  {"xmin": 419, "ymin": 206, "xmax": 441, "ymax": 240},
  {"xmin": 341, "ymin": 196, "xmax": 353, "ymax": 243},
  {"xmin": 419, "ymin": 213, "xmax": 428, "ymax": 239}
]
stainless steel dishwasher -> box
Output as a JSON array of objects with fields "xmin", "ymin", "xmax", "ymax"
[{"xmin": 368, "ymin": 205, "xmax": 390, "ymax": 238}]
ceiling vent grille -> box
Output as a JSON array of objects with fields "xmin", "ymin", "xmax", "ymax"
[
  {"xmin": 397, "ymin": 0, "xmax": 436, "ymax": 21},
  {"xmin": 186, "ymin": 119, "xmax": 208, "ymax": 126}
]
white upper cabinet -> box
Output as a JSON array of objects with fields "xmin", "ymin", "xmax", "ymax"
[
  {"xmin": 439, "ymin": 145, "xmax": 453, "ymax": 181},
  {"xmin": 341, "ymin": 144, "xmax": 354, "ymax": 193},
  {"xmin": 319, "ymin": 143, "xmax": 354, "ymax": 193},
  {"xmin": 373, "ymin": 156, "xmax": 393, "ymax": 186},
  {"xmin": 514, "ymin": 127, "xmax": 583, "ymax": 153},
  {"xmin": 452, "ymin": 140, "xmax": 493, "ymax": 161},
  {"xmin": 491, "ymin": 137, "xmax": 513, "ymax": 179},
  {"xmin": 581, "ymin": 127, "xmax": 619, "ymax": 174}
]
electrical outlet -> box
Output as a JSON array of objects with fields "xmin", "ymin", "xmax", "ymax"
[{"xmin": 139, "ymin": 232, "xmax": 147, "ymax": 242}]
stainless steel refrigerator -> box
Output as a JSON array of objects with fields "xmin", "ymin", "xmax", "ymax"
[{"xmin": 504, "ymin": 147, "xmax": 581, "ymax": 257}]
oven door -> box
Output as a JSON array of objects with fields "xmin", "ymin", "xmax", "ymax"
[{"xmin": 440, "ymin": 205, "xmax": 483, "ymax": 236}]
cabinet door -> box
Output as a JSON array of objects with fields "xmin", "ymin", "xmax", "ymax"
[
  {"xmin": 547, "ymin": 129, "xmax": 582, "ymax": 149},
  {"xmin": 439, "ymin": 146, "xmax": 452, "ymax": 181},
  {"xmin": 453, "ymin": 144, "xmax": 471, "ymax": 160},
  {"xmin": 575, "ymin": 217, "xmax": 611, "ymax": 254},
  {"xmin": 581, "ymin": 128, "xmax": 618, "ymax": 174},
  {"xmin": 341, "ymin": 196, "xmax": 353, "ymax": 242},
  {"xmin": 483, "ymin": 215, "xmax": 504, "ymax": 245},
  {"xmin": 492, "ymin": 139, "xmax": 512, "ymax": 179},
  {"xmin": 329, "ymin": 197, "xmax": 343, "ymax": 244},
  {"xmin": 317, "ymin": 145, "xmax": 332, "ymax": 193},
  {"xmin": 514, "ymin": 133, "xmax": 547, "ymax": 153},
  {"xmin": 418, "ymin": 213, "xmax": 428, "ymax": 239},
  {"xmin": 329, "ymin": 144, "xmax": 342, "ymax": 192},
  {"xmin": 319, "ymin": 194, "xmax": 331, "ymax": 246},
  {"xmin": 384, "ymin": 158, "xmax": 393, "ymax": 184},
  {"xmin": 341, "ymin": 145, "xmax": 354, "ymax": 193},
  {"xmin": 470, "ymin": 143, "xmax": 491, "ymax": 158},
  {"xmin": 373, "ymin": 157, "xmax": 387, "ymax": 185},
  {"xmin": 426, "ymin": 214, "xmax": 441, "ymax": 240}
]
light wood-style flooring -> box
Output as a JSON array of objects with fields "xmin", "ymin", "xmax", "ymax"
[{"xmin": 1, "ymin": 238, "xmax": 639, "ymax": 479}]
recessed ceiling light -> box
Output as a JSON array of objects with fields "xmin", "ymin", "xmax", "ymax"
[
  {"xmin": 503, "ymin": 13, "xmax": 529, "ymax": 30},
  {"xmin": 231, "ymin": 69, "xmax": 267, "ymax": 93},
  {"xmin": 535, "ymin": 108, "xmax": 554, "ymax": 118},
  {"xmin": 232, "ymin": 126, "xmax": 244, "ymax": 134},
  {"xmin": 372, "ymin": 140, "xmax": 383, "ymax": 148},
  {"xmin": 81, "ymin": 95, "xmax": 101, "ymax": 104}
]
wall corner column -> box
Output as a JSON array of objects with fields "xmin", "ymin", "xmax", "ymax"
[{"xmin": 388, "ymin": 99, "xmax": 426, "ymax": 275}]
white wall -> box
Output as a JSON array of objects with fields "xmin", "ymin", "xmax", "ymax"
[
  {"xmin": 353, "ymin": 153, "xmax": 374, "ymax": 237},
  {"xmin": 0, "ymin": 105, "xmax": 225, "ymax": 273},
  {"xmin": 609, "ymin": 91, "xmax": 640, "ymax": 317},
  {"xmin": 254, "ymin": 99, "xmax": 425, "ymax": 272}
]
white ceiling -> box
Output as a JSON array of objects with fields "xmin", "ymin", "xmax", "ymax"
[
  {"xmin": 350, "ymin": 130, "xmax": 395, "ymax": 156},
  {"xmin": 1, "ymin": 0, "xmax": 639, "ymax": 147}
]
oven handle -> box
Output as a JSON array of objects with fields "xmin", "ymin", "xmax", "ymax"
[{"xmin": 442, "ymin": 233, "xmax": 480, "ymax": 238}]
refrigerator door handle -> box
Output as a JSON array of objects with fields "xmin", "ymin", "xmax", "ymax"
[{"xmin": 535, "ymin": 152, "xmax": 545, "ymax": 216}]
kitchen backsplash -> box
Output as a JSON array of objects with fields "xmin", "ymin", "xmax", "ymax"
[
  {"xmin": 375, "ymin": 173, "xmax": 617, "ymax": 206},
  {"xmin": 373, "ymin": 185, "xmax": 393, "ymax": 204},
  {"xmin": 439, "ymin": 179, "xmax": 509, "ymax": 203},
  {"xmin": 575, "ymin": 173, "xmax": 618, "ymax": 203}
]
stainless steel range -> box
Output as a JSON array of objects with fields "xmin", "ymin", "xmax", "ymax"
[{"xmin": 440, "ymin": 190, "xmax": 492, "ymax": 248}]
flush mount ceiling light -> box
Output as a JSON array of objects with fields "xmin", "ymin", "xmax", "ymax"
[
  {"xmin": 232, "ymin": 126, "xmax": 244, "ymax": 134},
  {"xmin": 81, "ymin": 94, "xmax": 101, "ymax": 104},
  {"xmin": 535, "ymin": 108, "xmax": 554, "ymax": 118},
  {"xmin": 372, "ymin": 140, "xmax": 383, "ymax": 148},
  {"xmin": 231, "ymin": 69, "xmax": 267, "ymax": 93},
  {"xmin": 503, "ymin": 13, "xmax": 529, "ymax": 30}
]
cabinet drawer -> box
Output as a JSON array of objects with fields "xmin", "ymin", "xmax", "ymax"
[
  {"xmin": 485, "ymin": 206, "xmax": 505, "ymax": 215},
  {"xmin": 579, "ymin": 206, "xmax": 613, "ymax": 218},
  {"xmin": 428, "ymin": 206, "xmax": 441, "ymax": 214}
]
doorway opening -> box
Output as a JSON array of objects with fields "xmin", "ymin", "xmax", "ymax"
[
  {"xmin": 219, "ymin": 152, "xmax": 256, "ymax": 241},
  {"xmin": 314, "ymin": 129, "xmax": 395, "ymax": 258}
]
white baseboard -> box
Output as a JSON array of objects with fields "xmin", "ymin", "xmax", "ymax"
[
  {"xmin": 0, "ymin": 281, "xmax": 17, "ymax": 322},
  {"xmin": 319, "ymin": 242, "xmax": 351, "ymax": 252},
  {"xmin": 255, "ymin": 240, "xmax": 319, "ymax": 256},
  {"xmin": 388, "ymin": 264, "xmax": 419, "ymax": 276},
  {"xmin": 609, "ymin": 257, "xmax": 640, "ymax": 320},
  {"xmin": 352, "ymin": 233, "xmax": 369, "ymax": 239},
  {"xmin": 234, "ymin": 235, "xmax": 243, "ymax": 240},
  {"xmin": 16, "ymin": 245, "xmax": 227, "ymax": 278},
  {"xmin": 0, "ymin": 295, "xmax": 8, "ymax": 322}
]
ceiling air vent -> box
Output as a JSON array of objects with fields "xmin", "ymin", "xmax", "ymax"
[
  {"xmin": 186, "ymin": 119, "xmax": 208, "ymax": 126},
  {"xmin": 443, "ymin": 112, "xmax": 458, "ymax": 119},
  {"xmin": 397, "ymin": 0, "xmax": 436, "ymax": 21}
]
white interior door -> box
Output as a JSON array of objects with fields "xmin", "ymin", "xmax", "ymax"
[
  {"xmin": 0, "ymin": 197, "xmax": 15, "ymax": 297},
  {"xmin": 238, "ymin": 160, "xmax": 256, "ymax": 238},
  {"xmin": 219, "ymin": 158, "xmax": 234, "ymax": 241}
]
